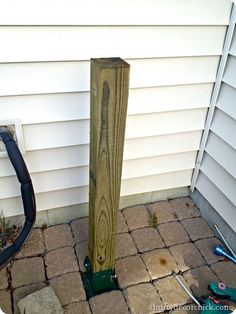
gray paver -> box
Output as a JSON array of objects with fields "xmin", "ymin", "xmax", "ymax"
[
  {"xmin": 64, "ymin": 301, "xmax": 91, "ymax": 314},
  {"xmin": 75, "ymin": 241, "xmax": 88, "ymax": 272},
  {"xmin": 11, "ymin": 257, "xmax": 45, "ymax": 288},
  {"xmin": 142, "ymin": 248, "xmax": 179, "ymax": 280},
  {"xmin": 13, "ymin": 283, "xmax": 47, "ymax": 314},
  {"xmin": 0, "ymin": 268, "xmax": 8, "ymax": 290},
  {"xmin": 17, "ymin": 286, "xmax": 63, "ymax": 314},
  {"xmin": 169, "ymin": 198, "xmax": 200, "ymax": 220},
  {"xmin": 16, "ymin": 228, "xmax": 45, "ymax": 259},
  {"xmin": 131, "ymin": 227, "xmax": 164, "ymax": 253},
  {"xmin": 211, "ymin": 261, "xmax": 236, "ymax": 288},
  {"xmin": 71, "ymin": 217, "xmax": 89, "ymax": 243},
  {"xmin": 45, "ymin": 246, "xmax": 79, "ymax": 279},
  {"xmin": 0, "ymin": 290, "xmax": 12, "ymax": 314},
  {"xmin": 147, "ymin": 201, "xmax": 178, "ymax": 224},
  {"xmin": 158, "ymin": 222, "xmax": 189, "ymax": 246},
  {"xmin": 117, "ymin": 211, "xmax": 129, "ymax": 233},
  {"xmin": 169, "ymin": 243, "xmax": 205, "ymax": 272},
  {"xmin": 123, "ymin": 283, "xmax": 163, "ymax": 314},
  {"xmin": 195, "ymin": 238, "xmax": 224, "ymax": 264},
  {"xmin": 183, "ymin": 266, "xmax": 219, "ymax": 298},
  {"xmin": 122, "ymin": 205, "xmax": 150, "ymax": 231},
  {"xmin": 90, "ymin": 290, "xmax": 129, "ymax": 314},
  {"xmin": 116, "ymin": 255, "xmax": 150, "ymax": 288},
  {"xmin": 50, "ymin": 272, "xmax": 86, "ymax": 306},
  {"xmin": 116, "ymin": 233, "xmax": 137, "ymax": 259},
  {"xmin": 154, "ymin": 275, "xmax": 191, "ymax": 308},
  {"xmin": 181, "ymin": 218, "xmax": 214, "ymax": 241},
  {"xmin": 43, "ymin": 224, "xmax": 74, "ymax": 251}
]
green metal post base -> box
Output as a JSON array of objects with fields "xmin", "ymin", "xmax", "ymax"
[{"xmin": 81, "ymin": 256, "xmax": 118, "ymax": 299}]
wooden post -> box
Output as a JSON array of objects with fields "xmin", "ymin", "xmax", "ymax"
[{"xmin": 88, "ymin": 58, "xmax": 130, "ymax": 281}]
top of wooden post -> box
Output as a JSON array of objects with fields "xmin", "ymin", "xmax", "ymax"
[{"xmin": 91, "ymin": 57, "xmax": 130, "ymax": 68}]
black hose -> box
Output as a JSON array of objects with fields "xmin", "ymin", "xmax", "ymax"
[{"xmin": 0, "ymin": 128, "xmax": 36, "ymax": 270}]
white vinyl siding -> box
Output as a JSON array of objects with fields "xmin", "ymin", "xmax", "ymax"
[
  {"xmin": 205, "ymin": 132, "xmax": 236, "ymax": 178},
  {"xmin": 0, "ymin": 84, "xmax": 213, "ymax": 122},
  {"xmin": 195, "ymin": 17, "xmax": 236, "ymax": 232},
  {"xmin": 0, "ymin": 151, "xmax": 197, "ymax": 199},
  {"xmin": 0, "ymin": 26, "xmax": 226, "ymax": 62},
  {"xmin": 196, "ymin": 173, "xmax": 236, "ymax": 231},
  {"xmin": 0, "ymin": 57, "xmax": 220, "ymax": 96},
  {"xmin": 0, "ymin": 0, "xmax": 231, "ymax": 217},
  {"xmin": 223, "ymin": 55, "xmax": 236, "ymax": 87},
  {"xmin": 0, "ymin": 0, "xmax": 231, "ymax": 25},
  {"xmin": 1, "ymin": 170, "xmax": 193, "ymax": 218},
  {"xmin": 216, "ymin": 83, "xmax": 236, "ymax": 119},
  {"xmin": 0, "ymin": 131, "xmax": 202, "ymax": 177}
]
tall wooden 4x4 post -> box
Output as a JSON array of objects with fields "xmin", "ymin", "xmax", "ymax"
[{"xmin": 82, "ymin": 58, "xmax": 130, "ymax": 298}]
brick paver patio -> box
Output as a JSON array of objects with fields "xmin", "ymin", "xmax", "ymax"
[{"xmin": 1, "ymin": 197, "xmax": 236, "ymax": 314}]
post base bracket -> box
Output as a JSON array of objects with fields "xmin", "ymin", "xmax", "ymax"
[{"xmin": 81, "ymin": 256, "xmax": 118, "ymax": 299}]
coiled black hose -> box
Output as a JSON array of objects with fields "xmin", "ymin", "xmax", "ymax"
[{"xmin": 0, "ymin": 128, "xmax": 36, "ymax": 270}]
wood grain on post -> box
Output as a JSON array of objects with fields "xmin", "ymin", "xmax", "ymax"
[{"xmin": 89, "ymin": 58, "xmax": 130, "ymax": 272}]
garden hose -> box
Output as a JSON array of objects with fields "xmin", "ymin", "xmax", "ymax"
[{"xmin": 0, "ymin": 127, "xmax": 36, "ymax": 270}]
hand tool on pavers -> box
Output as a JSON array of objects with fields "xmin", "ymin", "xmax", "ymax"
[
  {"xmin": 214, "ymin": 245, "xmax": 236, "ymax": 265},
  {"xmin": 214, "ymin": 224, "xmax": 236, "ymax": 262},
  {"xmin": 175, "ymin": 274, "xmax": 233, "ymax": 314}
]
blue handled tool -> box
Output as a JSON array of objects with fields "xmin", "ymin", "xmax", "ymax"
[{"xmin": 214, "ymin": 245, "xmax": 236, "ymax": 264}]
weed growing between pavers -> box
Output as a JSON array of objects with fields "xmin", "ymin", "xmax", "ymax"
[{"xmin": 149, "ymin": 213, "xmax": 158, "ymax": 228}]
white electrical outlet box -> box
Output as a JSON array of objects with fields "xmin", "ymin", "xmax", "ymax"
[{"xmin": 0, "ymin": 119, "xmax": 25, "ymax": 158}]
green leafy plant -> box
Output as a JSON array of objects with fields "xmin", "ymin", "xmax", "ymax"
[
  {"xmin": 149, "ymin": 213, "xmax": 158, "ymax": 228},
  {"xmin": 0, "ymin": 210, "xmax": 10, "ymax": 234}
]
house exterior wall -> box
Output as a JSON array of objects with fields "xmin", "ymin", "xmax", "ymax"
[
  {"xmin": 0, "ymin": 0, "xmax": 232, "ymax": 218},
  {"xmin": 194, "ymin": 13, "xmax": 236, "ymax": 232}
]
